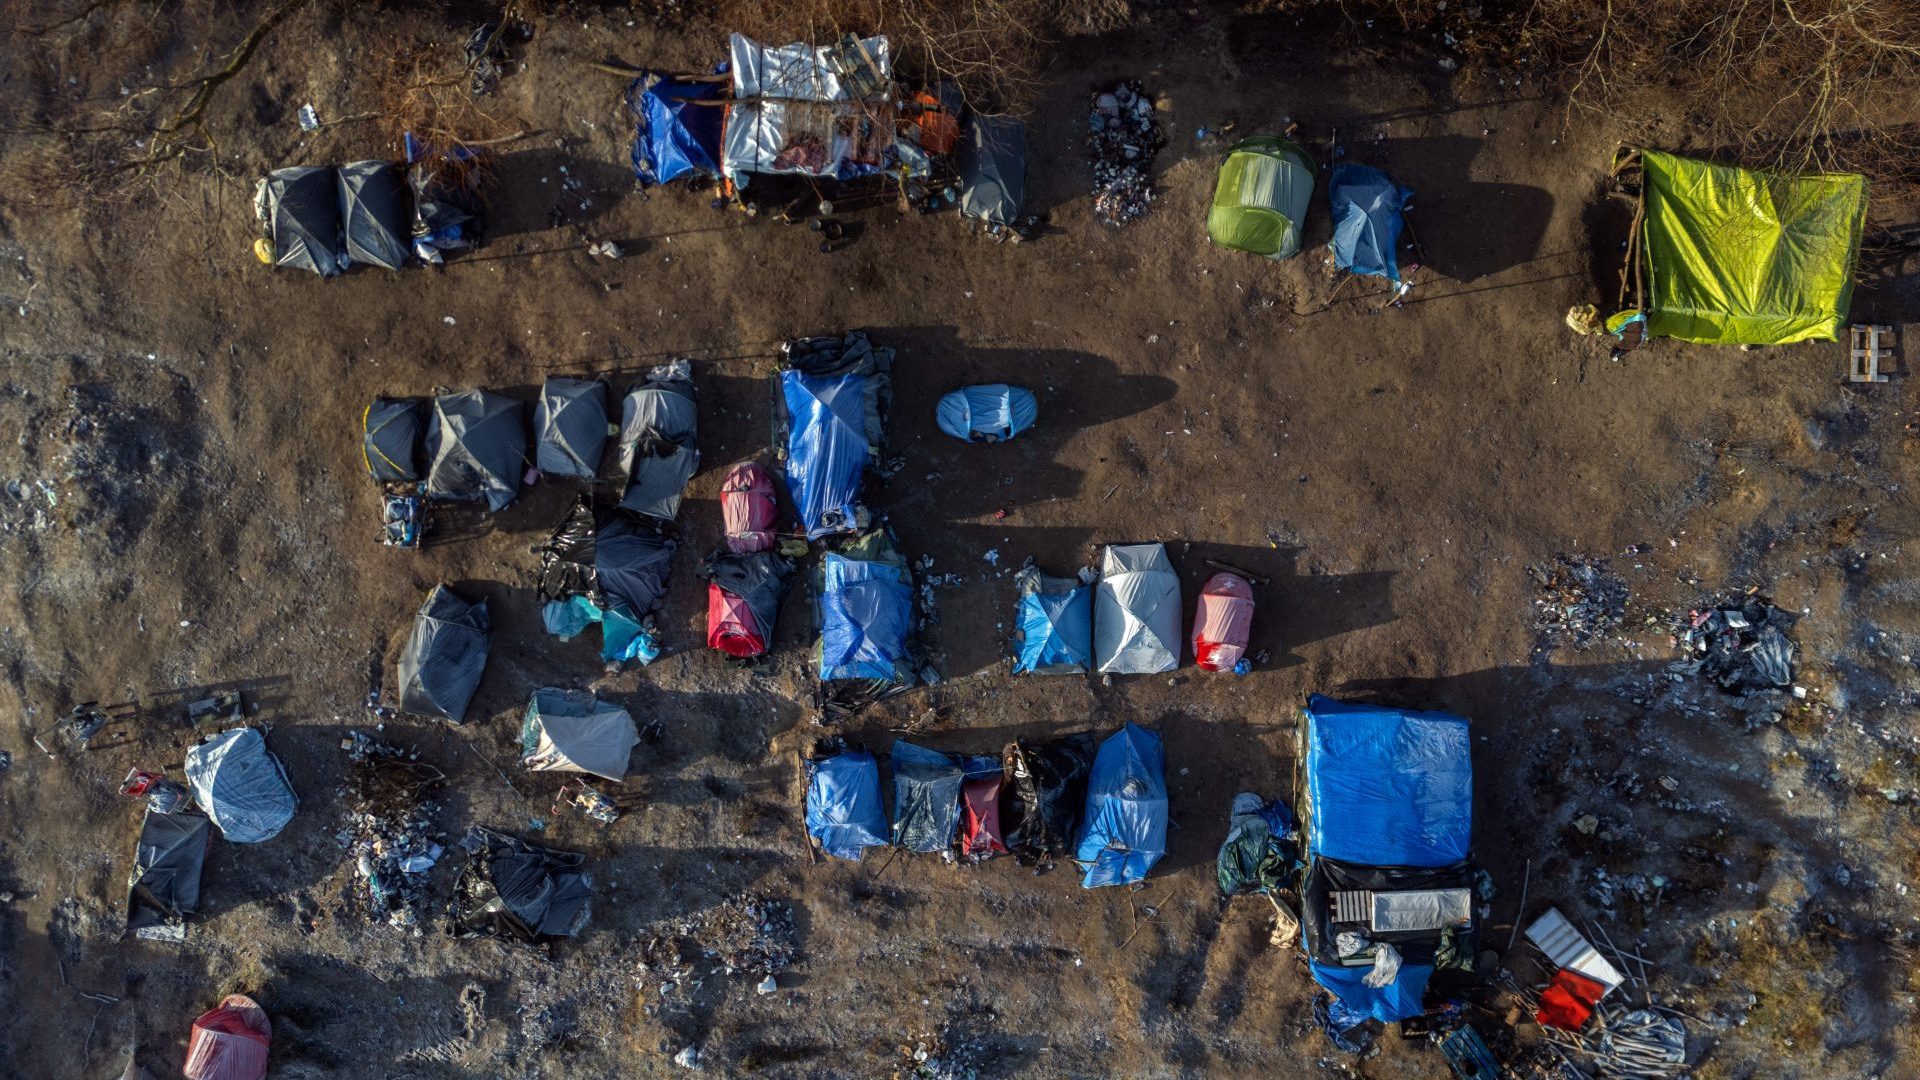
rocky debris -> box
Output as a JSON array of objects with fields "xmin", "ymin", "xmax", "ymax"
[
  {"xmin": 1530, "ymin": 554, "xmax": 1628, "ymax": 650},
  {"xmin": 1088, "ymin": 81, "xmax": 1163, "ymax": 227},
  {"xmin": 335, "ymin": 730, "xmax": 447, "ymax": 934}
]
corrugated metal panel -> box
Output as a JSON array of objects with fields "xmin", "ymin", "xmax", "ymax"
[
  {"xmin": 1331, "ymin": 890, "xmax": 1372, "ymax": 923},
  {"xmin": 1525, "ymin": 907, "xmax": 1624, "ymax": 993}
]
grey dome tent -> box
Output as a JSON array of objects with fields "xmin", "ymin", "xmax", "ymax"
[
  {"xmin": 397, "ymin": 584, "xmax": 491, "ymax": 722},
  {"xmin": 1094, "ymin": 542, "xmax": 1181, "ymax": 674},
  {"xmin": 596, "ymin": 514, "xmax": 677, "ymax": 615},
  {"xmin": 183, "ymin": 728, "xmax": 298, "ymax": 844},
  {"xmin": 618, "ymin": 362, "xmax": 699, "ymax": 523},
  {"xmin": 534, "ymin": 377, "xmax": 609, "ymax": 479},
  {"xmin": 255, "ymin": 166, "xmax": 344, "ymax": 277},
  {"xmin": 126, "ymin": 809, "xmax": 210, "ymax": 940},
  {"xmin": 362, "ymin": 396, "xmax": 425, "ymax": 483},
  {"xmin": 959, "ymin": 115, "xmax": 1027, "ymax": 229},
  {"xmin": 426, "ymin": 389, "xmax": 527, "ymax": 511},
  {"xmin": 337, "ymin": 161, "xmax": 411, "ymax": 271},
  {"xmin": 521, "ymin": 688, "xmax": 639, "ymax": 782}
]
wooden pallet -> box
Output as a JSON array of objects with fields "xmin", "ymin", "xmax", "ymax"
[{"xmin": 1850, "ymin": 324, "xmax": 1892, "ymax": 383}]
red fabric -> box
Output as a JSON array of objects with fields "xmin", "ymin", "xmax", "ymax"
[
  {"xmin": 1534, "ymin": 970, "xmax": 1607, "ymax": 1030},
  {"xmin": 959, "ymin": 775, "xmax": 1007, "ymax": 855},
  {"xmin": 184, "ymin": 995, "xmax": 271, "ymax": 1080},
  {"xmin": 706, "ymin": 583, "xmax": 767, "ymax": 658},
  {"xmin": 1192, "ymin": 572, "xmax": 1255, "ymax": 671},
  {"xmin": 721, "ymin": 462, "xmax": 778, "ymax": 554}
]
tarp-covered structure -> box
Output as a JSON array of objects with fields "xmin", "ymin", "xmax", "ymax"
[
  {"xmin": 806, "ymin": 745, "xmax": 889, "ymax": 860},
  {"xmin": 1013, "ymin": 568, "xmax": 1093, "ymax": 675},
  {"xmin": 723, "ymin": 34, "xmax": 897, "ymax": 183},
  {"xmin": 628, "ymin": 72, "xmax": 725, "ymax": 186},
  {"xmin": 1628, "ymin": 148, "xmax": 1867, "ymax": 345},
  {"xmin": 1329, "ymin": 164, "xmax": 1411, "ymax": 283},
  {"xmin": 705, "ymin": 549, "xmax": 793, "ymax": 659},
  {"xmin": 256, "ymin": 166, "xmax": 344, "ymax": 277},
  {"xmin": 959, "ymin": 115, "xmax": 1027, "ymax": 228},
  {"xmin": 449, "ymin": 825, "xmax": 593, "ymax": 942},
  {"xmin": 1074, "ymin": 723, "xmax": 1168, "ymax": 888},
  {"xmin": 1217, "ymin": 793, "xmax": 1295, "ymax": 897},
  {"xmin": 619, "ymin": 361, "xmax": 698, "ymax": 522},
  {"xmin": 1208, "ymin": 137, "xmax": 1315, "ymax": 260},
  {"xmin": 183, "ymin": 728, "xmax": 297, "ymax": 844},
  {"xmin": 597, "ymin": 514, "xmax": 676, "ymax": 615},
  {"xmin": 1003, "ymin": 733, "xmax": 1094, "ymax": 861},
  {"xmin": 427, "ymin": 390, "xmax": 526, "ymax": 511},
  {"xmin": 818, "ymin": 530, "xmax": 914, "ymax": 683},
  {"xmin": 534, "ymin": 501, "xmax": 670, "ymax": 665},
  {"xmin": 521, "ymin": 688, "xmax": 638, "ymax": 782},
  {"xmin": 960, "ymin": 758, "xmax": 1007, "ymax": 857},
  {"xmin": 721, "ymin": 461, "xmax": 779, "ymax": 554},
  {"xmin": 775, "ymin": 332, "xmax": 892, "ymax": 538},
  {"xmin": 1094, "ymin": 543, "xmax": 1181, "ymax": 674},
  {"xmin": 184, "ymin": 994, "xmax": 271, "ymax": 1080},
  {"xmin": 363, "ymin": 396, "xmax": 425, "ymax": 483},
  {"xmin": 405, "ymin": 132, "xmax": 485, "ymax": 262},
  {"xmin": 126, "ymin": 809, "xmax": 210, "ymax": 940},
  {"xmin": 397, "ymin": 584, "xmax": 491, "ymax": 722},
  {"xmin": 936, "ymin": 384, "xmax": 1038, "ymax": 442},
  {"xmin": 890, "ymin": 741, "xmax": 964, "ymax": 853},
  {"xmin": 1192, "ymin": 571, "xmax": 1254, "ymax": 672},
  {"xmin": 337, "ymin": 160, "xmax": 411, "ymax": 271},
  {"xmin": 535, "ymin": 377, "xmax": 609, "ymax": 479}
]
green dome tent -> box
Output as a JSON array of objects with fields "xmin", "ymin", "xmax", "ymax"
[{"xmin": 1208, "ymin": 136, "xmax": 1315, "ymax": 260}]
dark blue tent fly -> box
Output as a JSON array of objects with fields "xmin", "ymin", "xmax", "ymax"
[
  {"xmin": 1329, "ymin": 165, "xmax": 1413, "ymax": 284},
  {"xmin": 806, "ymin": 747, "xmax": 888, "ymax": 861},
  {"xmin": 890, "ymin": 741, "xmax": 965, "ymax": 852},
  {"xmin": 819, "ymin": 549, "xmax": 913, "ymax": 682},
  {"xmin": 1013, "ymin": 570, "xmax": 1093, "ymax": 675},
  {"xmin": 627, "ymin": 74, "xmax": 724, "ymax": 187},
  {"xmin": 936, "ymin": 384, "xmax": 1038, "ymax": 442},
  {"xmin": 1074, "ymin": 723, "xmax": 1169, "ymax": 888}
]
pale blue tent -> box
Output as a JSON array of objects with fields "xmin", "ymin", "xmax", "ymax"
[
  {"xmin": 1329, "ymin": 165, "xmax": 1412, "ymax": 284},
  {"xmin": 1074, "ymin": 723, "xmax": 1168, "ymax": 888},
  {"xmin": 819, "ymin": 547, "xmax": 913, "ymax": 682},
  {"xmin": 806, "ymin": 747, "xmax": 888, "ymax": 860},
  {"xmin": 1013, "ymin": 570, "xmax": 1093, "ymax": 675},
  {"xmin": 936, "ymin": 384, "xmax": 1038, "ymax": 442}
]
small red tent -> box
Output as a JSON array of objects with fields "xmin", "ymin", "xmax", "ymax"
[
  {"xmin": 1192, "ymin": 571, "xmax": 1254, "ymax": 671},
  {"xmin": 183, "ymin": 994, "xmax": 271, "ymax": 1080},
  {"xmin": 721, "ymin": 462, "xmax": 778, "ymax": 554},
  {"xmin": 959, "ymin": 774, "xmax": 1007, "ymax": 856},
  {"xmin": 707, "ymin": 583, "xmax": 769, "ymax": 658}
]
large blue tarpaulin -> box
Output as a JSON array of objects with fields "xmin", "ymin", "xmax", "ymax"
[
  {"xmin": 1013, "ymin": 576, "xmax": 1093, "ymax": 675},
  {"xmin": 819, "ymin": 551, "xmax": 912, "ymax": 681},
  {"xmin": 628, "ymin": 74, "xmax": 724, "ymax": 186},
  {"xmin": 1304, "ymin": 695, "xmax": 1472, "ymax": 867},
  {"xmin": 1329, "ymin": 165, "xmax": 1412, "ymax": 284},
  {"xmin": 782, "ymin": 370, "xmax": 871, "ymax": 538},
  {"xmin": 1311, "ymin": 959, "xmax": 1435, "ymax": 1026},
  {"xmin": 806, "ymin": 748, "xmax": 888, "ymax": 861},
  {"xmin": 1074, "ymin": 723, "xmax": 1168, "ymax": 888}
]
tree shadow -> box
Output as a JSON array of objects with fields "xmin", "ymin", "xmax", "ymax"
[
  {"xmin": 1365, "ymin": 133, "xmax": 1555, "ymax": 282},
  {"xmin": 484, "ymin": 147, "xmax": 634, "ymax": 240}
]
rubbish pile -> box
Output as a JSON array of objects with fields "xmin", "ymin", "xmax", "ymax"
[
  {"xmin": 448, "ymin": 825, "xmax": 593, "ymax": 942},
  {"xmin": 337, "ymin": 731, "xmax": 446, "ymax": 934},
  {"xmin": 1671, "ymin": 596, "xmax": 1797, "ymax": 693},
  {"xmin": 1531, "ymin": 555, "xmax": 1629, "ymax": 650},
  {"xmin": 1088, "ymin": 81, "xmax": 1163, "ymax": 227},
  {"xmin": 643, "ymin": 893, "xmax": 798, "ymax": 979}
]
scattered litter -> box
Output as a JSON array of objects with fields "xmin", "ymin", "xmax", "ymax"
[
  {"xmin": 588, "ymin": 240, "xmax": 624, "ymax": 259},
  {"xmin": 673, "ymin": 1045, "xmax": 700, "ymax": 1069},
  {"xmin": 1671, "ymin": 597, "xmax": 1797, "ymax": 693},
  {"xmin": 1088, "ymin": 80, "xmax": 1164, "ymax": 227},
  {"xmin": 296, "ymin": 104, "xmax": 319, "ymax": 132},
  {"xmin": 983, "ymin": 548, "xmax": 1000, "ymax": 565},
  {"xmin": 1530, "ymin": 554, "xmax": 1628, "ymax": 650},
  {"xmin": 337, "ymin": 731, "xmax": 445, "ymax": 934},
  {"xmin": 757, "ymin": 975, "xmax": 778, "ymax": 995}
]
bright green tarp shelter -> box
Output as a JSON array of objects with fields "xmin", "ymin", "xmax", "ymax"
[
  {"xmin": 1208, "ymin": 136, "xmax": 1314, "ymax": 259},
  {"xmin": 1637, "ymin": 149, "xmax": 1866, "ymax": 346}
]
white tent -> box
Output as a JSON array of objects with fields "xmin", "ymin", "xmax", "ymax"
[
  {"xmin": 520, "ymin": 688, "xmax": 639, "ymax": 783},
  {"xmin": 1094, "ymin": 543, "xmax": 1181, "ymax": 674},
  {"xmin": 183, "ymin": 728, "xmax": 298, "ymax": 843}
]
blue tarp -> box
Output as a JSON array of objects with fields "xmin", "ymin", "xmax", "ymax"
[
  {"xmin": 628, "ymin": 74, "xmax": 724, "ymax": 186},
  {"xmin": 1311, "ymin": 960, "xmax": 1435, "ymax": 1025},
  {"xmin": 807, "ymin": 748, "xmax": 889, "ymax": 861},
  {"xmin": 1074, "ymin": 723, "xmax": 1169, "ymax": 888},
  {"xmin": 782, "ymin": 370, "xmax": 871, "ymax": 538},
  {"xmin": 820, "ymin": 551, "xmax": 913, "ymax": 681},
  {"xmin": 935, "ymin": 385, "xmax": 1038, "ymax": 442},
  {"xmin": 1014, "ymin": 578, "xmax": 1093, "ymax": 674},
  {"xmin": 890, "ymin": 741, "xmax": 964, "ymax": 852},
  {"xmin": 1329, "ymin": 165, "xmax": 1412, "ymax": 283},
  {"xmin": 1304, "ymin": 693, "xmax": 1472, "ymax": 868}
]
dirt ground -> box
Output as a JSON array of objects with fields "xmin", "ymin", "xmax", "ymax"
[{"xmin": 2, "ymin": 3, "xmax": 1919, "ymax": 1078}]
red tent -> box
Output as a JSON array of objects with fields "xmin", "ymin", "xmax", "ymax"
[
  {"xmin": 707, "ymin": 582, "xmax": 768, "ymax": 658},
  {"xmin": 183, "ymin": 994, "xmax": 271, "ymax": 1080},
  {"xmin": 1192, "ymin": 571, "xmax": 1254, "ymax": 671},
  {"xmin": 721, "ymin": 462, "xmax": 778, "ymax": 553},
  {"xmin": 959, "ymin": 774, "xmax": 1007, "ymax": 856}
]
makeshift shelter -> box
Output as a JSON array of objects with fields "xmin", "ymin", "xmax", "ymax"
[
  {"xmin": 619, "ymin": 362, "xmax": 699, "ymax": 522},
  {"xmin": 449, "ymin": 825, "xmax": 593, "ymax": 942},
  {"xmin": 397, "ymin": 584, "xmax": 491, "ymax": 722},
  {"xmin": 959, "ymin": 115, "xmax": 1028, "ymax": 228},
  {"xmin": 535, "ymin": 377, "xmax": 610, "ymax": 479},
  {"xmin": 426, "ymin": 390, "xmax": 526, "ymax": 511},
  {"xmin": 1003, "ymin": 733, "xmax": 1095, "ymax": 860},
  {"xmin": 1216, "ymin": 792, "xmax": 1295, "ymax": 897},
  {"xmin": 628, "ymin": 72, "xmax": 725, "ymax": 186},
  {"xmin": 1329, "ymin": 164, "xmax": 1412, "ymax": 283},
  {"xmin": 405, "ymin": 133, "xmax": 484, "ymax": 262},
  {"xmin": 721, "ymin": 461, "xmax": 779, "ymax": 554},
  {"xmin": 183, "ymin": 995, "xmax": 271, "ymax": 1080},
  {"xmin": 521, "ymin": 688, "xmax": 639, "ymax": 782},
  {"xmin": 337, "ymin": 160, "xmax": 411, "ymax": 271},
  {"xmin": 704, "ymin": 549, "xmax": 794, "ymax": 659},
  {"xmin": 1074, "ymin": 723, "xmax": 1169, "ymax": 888},
  {"xmin": 1192, "ymin": 571, "xmax": 1255, "ymax": 672},
  {"xmin": 126, "ymin": 809, "xmax": 210, "ymax": 940},
  {"xmin": 596, "ymin": 514, "xmax": 676, "ymax": 616},
  {"xmin": 255, "ymin": 166, "xmax": 344, "ymax": 277},
  {"xmin": 936, "ymin": 384, "xmax": 1038, "ymax": 442},
  {"xmin": 1094, "ymin": 543, "xmax": 1181, "ymax": 674},
  {"xmin": 1208, "ymin": 136, "xmax": 1315, "ymax": 260},
  {"xmin": 1622, "ymin": 148, "xmax": 1867, "ymax": 345},
  {"xmin": 959, "ymin": 757, "xmax": 1007, "ymax": 857},
  {"xmin": 183, "ymin": 728, "xmax": 297, "ymax": 844},
  {"xmin": 722, "ymin": 34, "xmax": 897, "ymax": 184},
  {"xmin": 1012, "ymin": 568, "xmax": 1093, "ymax": 675},
  {"xmin": 536, "ymin": 499, "xmax": 601, "ymax": 605},
  {"xmin": 891, "ymin": 741, "xmax": 965, "ymax": 853},
  {"xmin": 805, "ymin": 745, "xmax": 889, "ymax": 860},
  {"xmin": 818, "ymin": 532, "xmax": 914, "ymax": 682},
  {"xmin": 363, "ymin": 396, "xmax": 426, "ymax": 483},
  {"xmin": 775, "ymin": 332, "xmax": 892, "ymax": 538}
]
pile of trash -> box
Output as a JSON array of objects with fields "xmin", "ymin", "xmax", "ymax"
[
  {"xmin": 1671, "ymin": 596, "xmax": 1797, "ymax": 693},
  {"xmin": 1088, "ymin": 81, "xmax": 1163, "ymax": 227},
  {"xmin": 636, "ymin": 894, "xmax": 799, "ymax": 984},
  {"xmin": 1530, "ymin": 554, "xmax": 1628, "ymax": 649},
  {"xmin": 336, "ymin": 730, "xmax": 446, "ymax": 934}
]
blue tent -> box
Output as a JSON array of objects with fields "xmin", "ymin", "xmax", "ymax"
[
  {"xmin": 820, "ymin": 550, "xmax": 913, "ymax": 681},
  {"xmin": 1329, "ymin": 165, "xmax": 1412, "ymax": 284},
  {"xmin": 890, "ymin": 741, "xmax": 964, "ymax": 852},
  {"xmin": 782, "ymin": 369, "xmax": 873, "ymax": 538},
  {"xmin": 1303, "ymin": 695, "xmax": 1471, "ymax": 867},
  {"xmin": 1074, "ymin": 723, "xmax": 1169, "ymax": 888},
  {"xmin": 628, "ymin": 74, "xmax": 723, "ymax": 187},
  {"xmin": 1013, "ymin": 571, "xmax": 1093, "ymax": 675},
  {"xmin": 806, "ymin": 748, "xmax": 888, "ymax": 860},
  {"xmin": 936, "ymin": 385, "xmax": 1038, "ymax": 442}
]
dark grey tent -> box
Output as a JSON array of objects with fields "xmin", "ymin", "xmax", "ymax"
[
  {"xmin": 126, "ymin": 809, "xmax": 210, "ymax": 941},
  {"xmin": 449, "ymin": 825, "xmax": 592, "ymax": 942},
  {"xmin": 256, "ymin": 166, "xmax": 344, "ymax": 277},
  {"xmin": 183, "ymin": 728, "xmax": 298, "ymax": 844},
  {"xmin": 596, "ymin": 514, "xmax": 675, "ymax": 614},
  {"xmin": 427, "ymin": 390, "xmax": 527, "ymax": 511},
  {"xmin": 959, "ymin": 116, "xmax": 1027, "ymax": 228},
  {"xmin": 337, "ymin": 161, "xmax": 411, "ymax": 271},
  {"xmin": 891, "ymin": 740, "xmax": 965, "ymax": 853},
  {"xmin": 535, "ymin": 378, "xmax": 610, "ymax": 479},
  {"xmin": 618, "ymin": 362, "xmax": 699, "ymax": 523},
  {"xmin": 536, "ymin": 498, "xmax": 599, "ymax": 603},
  {"xmin": 363, "ymin": 396, "xmax": 425, "ymax": 483},
  {"xmin": 397, "ymin": 584, "xmax": 491, "ymax": 722}
]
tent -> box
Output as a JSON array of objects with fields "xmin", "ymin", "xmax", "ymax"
[
  {"xmin": 183, "ymin": 728, "xmax": 297, "ymax": 844},
  {"xmin": 890, "ymin": 741, "xmax": 965, "ymax": 853},
  {"xmin": 1013, "ymin": 568, "xmax": 1093, "ymax": 675},
  {"xmin": 959, "ymin": 757, "xmax": 1007, "ymax": 857},
  {"xmin": 596, "ymin": 513, "xmax": 676, "ymax": 615},
  {"xmin": 449, "ymin": 825, "xmax": 593, "ymax": 941},
  {"xmin": 1074, "ymin": 723, "xmax": 1169, "ymax": 888},
  {"xmin": 628, "ymin": 72, "xmax": 724, "ymax": 186},
  {"xmin": 426, "ymin": 390, "xmax": 526, "ymax": 511},
  {"xmin": 255, "ymin": 166, "xmax": 343, "ymax": 277},
  {"xmin": 521, "ymin": 688, "xmax": 639, "ymax": 782},
  {"xmin": 1003, "ymin": 733, "xmax": 1095, "ymax": 860},
  {"xmin": 535, "ymin": 377, "xmax": 609, "ymax": 479},
  {"xmin": 183, "ymin": 995, "xmax": 271, "ymax": 1080},
  {"xmin": 126, "ymin": 809, "xmax": 210, "ymax": 940},
  {"xmin": 1192, "ymin": 571, "xmax": 1255, "ymax": 672},
  {"xmin": 722, "ymin": 33, "xmax": 896, "ymax": 182},
  {"xmin": 959, "ymin": 115, "xmax": 1027, "ymax": 228},
  {"xmin": 1628, "ymin": 148, "xmax": 1867, "ymax": 345},
  {"xmin": 337, "ymin": 160, "xmax": 411, "ymax": 271},
  {"xmin": 775, "ymin": 332, "xmax": 892, "ymax": 538},
  {"xmin": 819, "ymin": 532, "xmax": 914, "ymax": 682},
  {"xmin": 1094, "ymin": 543, "xmax": 1181, "ymax": 674},
  {"xmin": 397, "ymin": 584, "xmax": 491, "ymax": 722},
  {"xmin": 1208, "ymin": 136, "xmax": 1315, "ymax": 260},
  {"xmin": 705, "ymin": 549, "xmax": 793, "ymax": 659},
  {"xmin": 936, "ymin": 384, "xmax": 1038, "ymax": 442},
  {"xmin": 362, "ymin": 396, "xmax": 425, "ymax": 483},
  {"xmin": 1329, "ymin": 164, "xmax": 1412, "ymax": 283},
  {"xmin": 721, "ymin": 461, "xmax": 779, "ymax": 554},
  {"xmin": 806, "ymin": 746, "xmax": 889, "ymax": 860},
  {"xmin": 619, "ymin": 362, "xmax": 699, "ymax": 522}
]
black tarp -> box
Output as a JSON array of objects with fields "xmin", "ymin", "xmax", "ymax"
[
  {"xmin": 618, "ymin": 363, "xmax": 699, "ymax": 523},
  {"xmin": 337, "ymin": 160, "xmax": 411, "ymax": 270},
  {"xmin": 1001, "ymin": 733, "xmax": 1094, "ymax": 860},
  {"xmin": 363, "ymin": 396, "xmax": 425, "ymax": 483},
  {"xmin": 1300, "ymin": 857, "xmax": 1479, "ymax": 969},
  {"xmin": 535, "ymin": 377, "xmax": 610, "ymax": 479},
  {"xmin": 596, "ymin": 514, "xmax": 675, "ymax": 614},
  {"xmin": 397, "ymin": 584, "xmax": 491, "ymax": 722},
  {"xmin": 959, "ymin": 115, "xmax": 1027, "ymax": 227},
  {"xmin": 259, "ymin": 166, "xmax": 344, "ymax": 277},
  {"xmin": 125, "ymin": 809, "xmax": 210, "ymax": 939},
  {"xmin": 890, "ymin": 741, "xmax": 965, "ymax": 852},
  {"xmin": 427, "ymin": 390, "xmax": 526, "ymax": 511},
  {"xmin": 448, "ymin": 825, "xmax": 592, "ymax": 942},
  {"xmin": 536, "ymin": 498, "xmax": 600, "ymax": 603}
]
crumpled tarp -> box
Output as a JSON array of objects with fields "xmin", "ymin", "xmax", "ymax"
[
  {"xmin": 628, "ymin": 72, "xmax": 724, "ymax": 186},
  {"xmin": 959, "ymin": 115, "xmax": 1027, "ymax": 227},
  {"xmin": 936, "ymin": 384, "xmax": 1038, "ymax": 442},
  {"xmin": 1328, "ymin": 164, "xmax": 1412, "ymax": 283},
  {"xmin": 405, "ymin": 133, "xmax": 484, "ymax": 259},
  {"xmin": 183, "ymin": 728, "xmax": 297, "ymax": 844},
  {"xmin": 535, "ymin": 377, "xmax": 609, "ymax": 479},
  {"xmin": 805, "ymin": 746, "xmax": 889, "ymax": 860},
  {"xmin": 337, "ymin": 160, "xmax": 411, "ymax": 271},
  {"xmin": 126, "ymin": 809, "xmax": 210, "ymax": 938},
  {"xmin": 184, "ymin": 994, "xmax": 271, "ymax": 1080},
  {"xmin": 520, "ymin": 688, "xmax": 639, "ymax": 782},
  {"xmin": 1304, "ymin": 694, "xmax": 1472, "ymax": 867},
  {"xmin": 1216, "ymin": 792, "xmax": 1295, "ymax": 896},
  {"xmin": 819, "ymin": 539, "xmax": 913, "ymax": 682},
  {"xmin": 618, "ymin": 362, "xmax": 699, "ymax": 523},
  {"xmin": 535, "ymin": 499, "xmax": 599, "ymax": 603},
  {"xmin": 363, "ymin": 396, "xmax": 425, "ymax": 483},
  {"xmin": 256, "ymin": 166, "xmax": 343, "ymax": 277},
  {"xmin": 449, "ymin": 825, "xmax": 593, "ymax": 941},
  {"xmin": 1073, "ymin": 723, "xmax": 1168, "ymax": 888},
  {"xmin": 397, "ymin": 584, "xmax": 491, "ymax": 722},
  {"xmin": 1013, "ymin": 568, "xmax": 1093, "ymax": 675},
  {"xmin": 1094, "ymin": 543, "xmax": 1181, "ymax": 674},
  {"xmin": 890, "ymin": 740, "xmax": 965, "ymax": 853},
  {"xmin": 426, "ymin": 390, "xmax": 526, "ymax": 511},
  {"xmin": 1002, "ymin": 733, "xmax": 1094, "ymax": 860},
  {"xmin": 777, "ymin": 332, "xmax": 891, "ymax": 538}
]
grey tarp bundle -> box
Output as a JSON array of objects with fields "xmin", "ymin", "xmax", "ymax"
[
  {"xmin": 363, "ymin": 396, "xmax": 425, "ymax": 483},
  {"xmin": 1094, "ymin": 543, "xmax": 1181, "ymax": 674},
  {"xmin": 618, "ymin": 361, "xmax": 699, "ymax": 522},
  {"xmin": 398, "ymin": 584, "xmax": 491, "ymax": 722},
  {"xmin": 256, "ymin": 166, "xmax": 344, "ymax": 277},
  {"xmin": 126, "ymin": 809, "xmax": 210, "ymax": 939},
  {"xmin": 449, "ymin": 825, "xmax": 592, "ymax": 942},
  {"xmin": 183, "ymin": 728, "xmax": 298, "ymax": 844},
  {"xmin": 891, "ymin": 740, "xmax": 965, "ymax": 853},
  {"xmin": 959, "ymin": 115, "xmax": 1028, "ymax": 228},
  {"xmin": 596, "ymin": 514, "xmax": 676, "ymax": 615},
  {"xmin": 337, "ymin": 161, "xmax": 411, "ymax": 271},
  {"xmin": 521, "ymin": 688, "xmax": 639, "ymax": 782},
  {"xmin": 427, "ymin": 390, "xmax": 527, "ymax": 511},
  {"xmin": 535, "ymin": 377, "xmax": 610, "ymax": 479}
]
